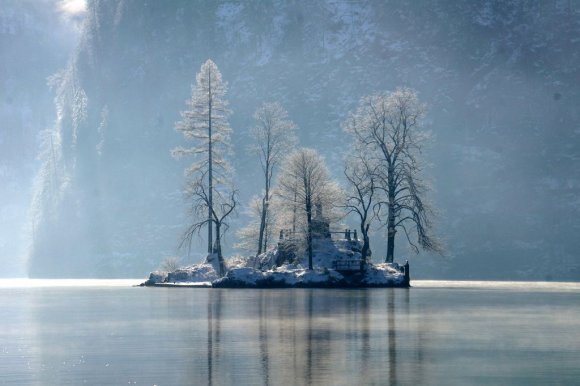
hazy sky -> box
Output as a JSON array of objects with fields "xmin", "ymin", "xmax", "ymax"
[{"xmin": 57, "ymin": 0, "xmax": 86, "ymax": 31}]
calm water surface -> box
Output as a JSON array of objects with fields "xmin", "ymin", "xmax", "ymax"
[{"xmin": 1, "ymin": 279, "xmax": 579, "ymax": 385}]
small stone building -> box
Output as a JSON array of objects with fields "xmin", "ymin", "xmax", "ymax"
[{"xmin": 311, "ymin": 203, "xmax": 331, "ymax": 239}]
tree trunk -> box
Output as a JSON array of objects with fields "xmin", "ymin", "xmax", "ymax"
[
  {"xmin": 385, "ymin": 201, "xmax": 396, "ymax": 262},
  {"xmin": 292, "ymin": 189, "xmax": 297, "ymax": 234},
  {"xmin": 306, "ymin": 201, "xmax": 313, "ymax": 270},
  {"xmin": 361, "ymin": 223, "xmax": 370, "ymax": 264},
  {"xmin": 386, "ymin": 227, "xmax": 395, "ymax": 263},
  {"xmin": 385, "ymin": 166, "xmax": 396, "ymax": 263},
  {"xmin": 257, "ymin": 162, "xmax": 270, "ymax": 256},
  {"xmin": 214, "ymin": 222, "xmax": 225, "ymax": 276},
  {"xmin": 257, "ymin": 196, "xmax": 267, "ymax": 255},
  {"xmin": 207, "ymin": 69, "xmax": 213, "ymax": 255},
  {"xmin": 263, "ymin": 212, "xmax": 269, "ymax": 253}
]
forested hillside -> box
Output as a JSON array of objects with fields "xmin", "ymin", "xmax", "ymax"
[{"xmin": 16, "ymin": 0, "xmax": 580, "ymax": 279}]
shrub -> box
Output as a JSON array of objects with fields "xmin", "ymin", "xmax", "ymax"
[{"xmin": 159, "ymin": 256, "xmax": 181, "ymax": 272}]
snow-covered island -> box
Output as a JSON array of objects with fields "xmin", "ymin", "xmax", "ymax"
[
  {"xmin": 139, "ymin": 61, "xmax": 433, "ymax": 290},
  {"xmin": 141, "ymin": 237, "xmax": 410, "ymax": 289}
]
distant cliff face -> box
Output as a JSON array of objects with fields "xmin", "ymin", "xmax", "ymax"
[
  {"xmin": 27, "ymin": 0, "xmax": 580, "ymax": 279},
  {"xmin": 0, "ymin": 0, "xmax": 78, "ymax": 277}
]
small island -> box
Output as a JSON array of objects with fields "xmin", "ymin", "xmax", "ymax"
[
  {"xmin": 142, "ymin": 230, "xmax": 410, "ymax": 289},
  {"xmin": 142, "ymin": 59, "xmax": 438, "ymax": 289}
]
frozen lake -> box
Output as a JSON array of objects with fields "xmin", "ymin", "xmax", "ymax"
[{"xmin": 1, "ymin": 279, "xmax": 579, "ymax": 385}]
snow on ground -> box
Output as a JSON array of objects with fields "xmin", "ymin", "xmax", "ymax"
[
  {"xmin": 308, "ymin": 238, "xmax": 363, "ymax": 268},
  {"xmin": 212, "ymin": 266, "xmax": 346, "ymax": 288},
  {"xmin": 213, "ymin": 263, "xmax": 405, "ymax": 288},
  {"xmin": 252, "ymin": 247, "xmax": 279, "ymax": 270},
  {"xmin": 362, "ymin": 263, "xmax": 405, "ymax": 286},
  {"xmin": 142, "ymin": 239, "xmax": 407, "ymax": 288},
  {"xmin": 145, "ymin": 271, "xmax": 168, "ymax": 284},
  {"xmin": 143, "ymin": 263, "xmax": 218, "ymax": 285}
]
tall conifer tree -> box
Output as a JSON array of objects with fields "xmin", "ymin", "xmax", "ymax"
[{"xmin": 173, "ymin": 59, "xmax": 233, "ymax": 266}]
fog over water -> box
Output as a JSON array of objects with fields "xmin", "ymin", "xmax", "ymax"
[{"xmin": 1, "ymin": 0, "xmax": 579, "ymax": 279}]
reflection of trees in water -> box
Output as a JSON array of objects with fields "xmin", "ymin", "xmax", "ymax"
[
  {"xmin": 414, "ymin": 289, "xmax": 428, "ymax": 386},
  {"xmin": 200, "ymin": 288, "xmax": 427, "ymax": 385},
  {"xmin": 306, "ymin": 290, "xmax": 313, "ymax": 384},
  {"xmin": 385, "ymin": 288, "xmax": 428, "ymax": 386},
  {"xmin": 387, "ymin": 289, "xmax": 397, "ymax": 385},
  {"xmin": 258, "ymin": 290, "xmax": 270, "ymax": 386},
  {"xmin": 258, "ymin": 290, "xmax": 302, "ymax": 386},
  {"xmin": 207, "ymin": 294, "xmax": 212, "ymax": 386},
  {"xmin": 24, "ymin": 287, "xmax": 434, "ymax": 385},
  {"xmin": 304, "ymin": 289, "xmax": 334, "ymax": 385},
  {"xmin": 361, "ymin": 289, "xmax": 370, "ymax": 379},
  {"xmin": 207, "ymin": 289, "xmax": 223, "ymax": 386},
  {"xmin": 275, "ymin": 290, "xmax": 299, "ymax": 385}
]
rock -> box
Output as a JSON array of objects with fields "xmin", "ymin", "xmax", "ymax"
[{"xmin": 143, "ymin": 271, "xmax": 168, "ymax": 286}]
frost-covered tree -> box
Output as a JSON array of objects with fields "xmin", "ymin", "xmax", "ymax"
[
  {"xmin": 343, "ymin": 155, "xmax": 378, "ymax": 262},
  {"xmin": 30, "ymin": 130, "xmax": 63, "ymax": 237},
  {"xmin": 277, "ymin": 148, "xmax": 342, "ymax": 270},
  {"xmin": 249, "ymin": 102, "xmax": 297, "ymax": 255},
  {"xmin": 173, "ymin": 59, "xmax": 233, "ymax": 260},
  {"xmin": 179, "ymin": 171, "xmax": 238, "ymax": 276},
  {"xmin": 235, "ymin": 195, "xmax": 274, "ymax": 257},
  {"xmin": 28, "ymin": 61, "xmax": 94, "ymax": 277},
  {"xmin": 343, "ymin": 88, "xmax": 442, "ymax": 263}
]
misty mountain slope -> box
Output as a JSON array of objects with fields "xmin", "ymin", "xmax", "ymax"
[
  {"xmin": 0, "ymin": 0, "xmax": 77, "ymax": 277},
  {"xmin": 26, "ymin": 0, "xmax": 580, "ymax": 279}
]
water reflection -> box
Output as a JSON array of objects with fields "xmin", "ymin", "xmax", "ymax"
[
  {"xmin": 23, "ymin": 287, "xmax": 418, "ymax": 385},
  {"xmin": 360, "ymin": 289, "xmax": 370, "ymax": 380},
  {"xmin": 257, "ymin": 289, "xmax": 411, "ymax": 385},
  {"xmin": 258, "ymin": 291, "xmax": 269, "ymax": 386},
  {"xmin": 201, "ymin": 289, "xmax": 417, "ymax": 385},
  {"xmin": 3, "ymin": 283, "xmax": 580, "ymax": 385},
  {"xmin": 388, "ymin": 289, "xmax": 397, "ymax": 385}
]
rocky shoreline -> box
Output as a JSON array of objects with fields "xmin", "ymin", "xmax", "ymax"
[
  {"xmin": 140, "ymin": 263, "xmax": 410, "ymax": 289},
  {"xmin": 140, "ymin": 239, "xmax": 410, "ymax": 289}
]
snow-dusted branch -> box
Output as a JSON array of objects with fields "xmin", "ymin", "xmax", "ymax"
[
  {"xmin": 276, "ymin": 148, "xmax": 343, "ymax": 269},
  {"xmin": 343, "ymin": 155, "xmax": 378, "ymax": 261},
  {"xmin": 248, "ymin": 102, "xmax": 297, "ymax": 255},
  {"xmin": 343, "ymin": 87, "xmax": 442, "ymax": 262},
  {"xmin": 173, "ymin": 59, "xmax": 236, "ymax": 274}
]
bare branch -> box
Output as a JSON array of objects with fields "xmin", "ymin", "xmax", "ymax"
[{"xmin": 343, "ymin": 87, "xmax": 442, "ymax": 262}]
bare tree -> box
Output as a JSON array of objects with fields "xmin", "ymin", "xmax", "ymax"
[
  {"xmin": 179, "ymin": 171, "xmax": 238, "ymax": 276},
  {"xmin": 343, "ymin": 155, "xmax": 378, "ymax": 263},
  {"xmin": 250, "ymin": 102, "xmax": 297, "ymax": 255},
  {"xmin": 277, "ymin": 148, "xmax": 342, "ymax": 270},
  {"xmin": 172, "ymin": 59, "xmax": 232, "ymax": 257},
  {"xmin": 212, "ymin": 189, "xmax": 238, "ymax": 275},
  {"xmin": 235, "ymin": 195, "xmax": 274, "ymax": 257},
  {"xmin": 343, "ymin": 87, "xmax": 442, "ymax": 263},
  {"xmin": 159, "ymin": 256, "xmax": 181, "ymax": 272}
]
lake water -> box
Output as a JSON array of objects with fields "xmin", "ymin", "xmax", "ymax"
[{"xmin": 1, "ymin": 280, "xmax": 579, "ymax": 385}]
